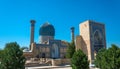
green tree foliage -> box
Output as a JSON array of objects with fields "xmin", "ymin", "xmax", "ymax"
[
  {"xmin": 94, "ymin": 44, "xmax": 120, "ymax": 69},
  {"xmin": 66, "ymin": 41, "xmax": 75, "ymax": 58},
  {"xmin": 0, "ymin": 49, "xmax": 4, "ymax": 61},
  {"xmin": 71, "ymin": 49, "xmax": 89, "ymax": 69},
  {"xmin": 0, "ymin": 49, "xmax": 3, "ymax": 60},
  {"xmin": 0, "ymin": 49, "xmax": 3, "ymax": 58},
  {"xmin": 0, "ymin": 42, "xmax": 26, "ymax": 69}
]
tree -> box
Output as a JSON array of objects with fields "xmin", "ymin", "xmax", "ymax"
[
  {"xmin": 0, "ymin": 42, "xmax": 26, "ymax": 69},
  {"xmin": 0, "ymin": 49, "xmax": 3, "ymax": 59},
  {"xmin": 0, "ymin": 49, "xmax": 4, "ymax": 62},
  {"xmin": 94, "ymin": 48, "xmax": 106, "ymax": 68},
  {"xmin": 71, "ymin": 49, "xmax": 89, "ymax": 69},
  {"xmin": 94, "ymin": 44, "xmax": 120, "ymax": 69},
  {"xmin": 66, "ymin": 41, "xmax": 75, "ymax": 58}
]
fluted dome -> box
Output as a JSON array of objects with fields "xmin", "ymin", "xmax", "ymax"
[{"xmin": 39, "ymin": 22, "xmax": 55, "ymax": 36}]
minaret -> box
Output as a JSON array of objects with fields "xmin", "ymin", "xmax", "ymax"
[
  {"xmin": 30, "ymin": 20, "xmax": 36, "ymax": 45},
  {"xmin": 71, "ymin": 27, "xmax": 75, "ymax": 42}
]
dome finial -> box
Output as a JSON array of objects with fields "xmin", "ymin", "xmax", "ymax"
[{"xmin": 45, "ymin": 21, "xmax": 49, "ymax": 24}]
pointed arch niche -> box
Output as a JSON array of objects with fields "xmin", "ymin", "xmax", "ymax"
[
  {"xmin": 93, "ymin": 30, "xmax": 104, "ymax": 55},
  {"xmin": 52, "ymin": 43, "xmax": 59, "ymax": 59}
]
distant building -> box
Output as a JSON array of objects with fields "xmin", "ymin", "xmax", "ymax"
[
  {"xmin": 28, "ymin": 20, "xmax": 68, "ymax": 59},
  {"xmin": 23, "ymin": 20, "xmax": 106, "ymax": 64}
]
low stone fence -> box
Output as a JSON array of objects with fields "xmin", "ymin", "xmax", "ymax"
[
  {"xmin": 52, "ymin": 58, "xmax": 70, "ymax": 66},
  {"xmin": 25, "ymin": 58, "xmax": 71, "ymax": 66}
]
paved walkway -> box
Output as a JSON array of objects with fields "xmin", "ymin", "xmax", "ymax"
[
  {"xmin": 25, "ymin": 65, "xmax": 72, "ymax": 69},
  {"xmin": 25, "ymin": 65, "xmax": 98, "ymax": 69}
]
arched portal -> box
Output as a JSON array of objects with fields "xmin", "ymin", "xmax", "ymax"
[
  {"xmin": 94, "ymin": 31, "xmax": 103, "ymax": 45},
  {"xmin": 52, "ymin": 43, "xmax": 59, "ymax": 59},
  {"xmin": 94, "ymin": 30, "xmax": 104, "ymax": 53}
]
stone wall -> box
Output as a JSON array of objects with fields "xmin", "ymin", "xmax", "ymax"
[
  {"xmin": 52, "ymin": 59, "xmax": 70, "ymax": 66},
  {"xmin": 79, "ymin": 20, "xmax": 92, "ymax": 63}
]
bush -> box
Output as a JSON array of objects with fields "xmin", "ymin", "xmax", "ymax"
[{"xmin": 71, "ymin": 49, "xmax": 89, "ymax": 69}]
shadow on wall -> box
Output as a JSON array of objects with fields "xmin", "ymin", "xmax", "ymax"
[{"xmin": 76, "ymin": 35, "xmax": 88, "ymax": 56}]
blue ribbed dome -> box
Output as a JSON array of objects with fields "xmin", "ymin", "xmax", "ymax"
[{"xmin": 39, "ymin": 22, "xmax": 55, "ymax": 36}]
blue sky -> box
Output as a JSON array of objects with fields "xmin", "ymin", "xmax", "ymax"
[{"xmin": 0, "ymin": 0, "xmax": 120, "ymax": 49}]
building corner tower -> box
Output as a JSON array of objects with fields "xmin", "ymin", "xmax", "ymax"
[
  {"xmin": 70, "ymin": 27, "xmax": 75, "ymax": 42},
  {"xmin": 30, "ymin": 20, "xmax": 36, "ymax": 45}
]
